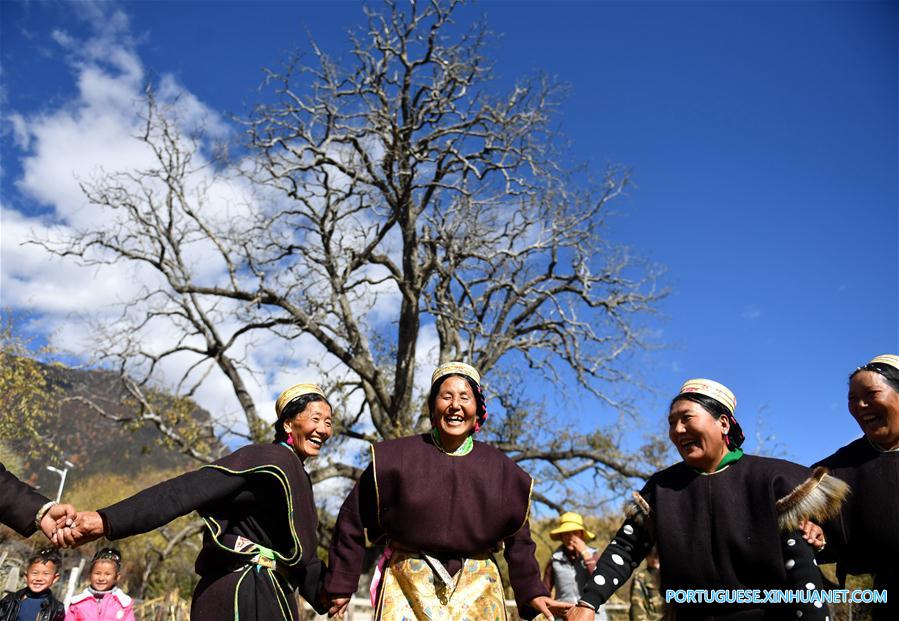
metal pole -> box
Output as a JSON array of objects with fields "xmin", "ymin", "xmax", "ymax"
[
  {"xmin": 63, "ymin": 558, "xmax": 85, "ymax": 605},
  {"xmin": 55, "ymin": 468, "xmax": 67, "ymax": 503},
  {"xmin": 46, "ymin": 460, "xmax": 74, "ymax": 503},
  {"xmin": 4, "ymin": 566, "xmax": 19, "ymax": 594}
]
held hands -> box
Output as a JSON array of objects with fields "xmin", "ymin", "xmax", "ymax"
[
  {"xmin": 39, "ymin": 503, "xmax": 76, "ymax": 548},
  {"xmin": 565, "ymin": 602, "xmax": 598, "ymax": 620},
  {"xmin": 327, "ymin": 595, "xmax": 351, "ymax": 618},
  {"xmin": 528, "ymin": 595, "xmax": 573, "ymax": 619},
  {"xmin": 798, "ymin": 519, "xmax": 827, "ymax": 551},
  {"xmin": 50, "ymin": 510, "xmax": 106, "ymax": 548}
]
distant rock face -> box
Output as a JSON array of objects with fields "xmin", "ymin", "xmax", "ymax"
[{"xmin": 8, "ymin": 360, "xmax": 222, "ymax": 492}]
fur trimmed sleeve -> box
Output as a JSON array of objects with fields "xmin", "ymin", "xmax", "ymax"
[{"xmin": 775, "ymin": 467, "xmax": 850, "ymax": 532}]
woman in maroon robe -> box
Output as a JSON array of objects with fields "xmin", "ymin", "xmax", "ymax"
[
  {"xmin": 325, "ymin": 362, "xmax": 570, "ymax": 620},
  {"xmin": 66, "ymin": 382, "xmax": 333, "ymax": 621}
]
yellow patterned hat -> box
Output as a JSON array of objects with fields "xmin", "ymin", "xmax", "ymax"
[
  {"xmin": 867, "ymin": 354, "xmax": 899, "ymax": 371},
  {"xmin": 431, "ymin": 362, "xmax": 481, "ymax": 387},
  {"xmin": 275, "ymin": 383, "xmax": 326, "ymax": 417},
  {"xmin": 678, "ymin": 378, "xmax": 737, "ymax": 414}
]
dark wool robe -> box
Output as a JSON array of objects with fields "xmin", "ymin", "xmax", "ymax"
[
  {"xmin": 325, "ymin": 433, "xmax": 549, "ymax": 619},
  {"xmin": 814, "ymin": 438, "xmax": 898, "ymax": 620},
  {"xmin": 581, "ymin": 455, "xmax": 837, "ymax": 621},
  {"xmin": 0, "ymin": 462, "xmax": 51, "ymax": 537},
  {"xmin": 99, "ymin": 444, "xmax": 326, "ymax": 620}
]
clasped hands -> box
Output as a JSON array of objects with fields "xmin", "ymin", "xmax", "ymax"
[{"xmin": 39, "ymin": 505, "xmax": 106, "ymax": 549}]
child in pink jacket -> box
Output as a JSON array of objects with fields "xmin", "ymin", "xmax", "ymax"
[{"xmin": 65, "ymin": 548, "xmax": 134, "ymax": 621}]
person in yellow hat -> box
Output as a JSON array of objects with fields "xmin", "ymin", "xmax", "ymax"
[{"xmin": 542, "ymin": 512, "xmax": 608, "ymax": 620}]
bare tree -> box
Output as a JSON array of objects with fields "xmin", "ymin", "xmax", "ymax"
[{"xmin": 36, "ymin": 0, "xmax": 666, "ymax": 505}]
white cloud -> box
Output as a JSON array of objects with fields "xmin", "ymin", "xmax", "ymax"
[
  {"xmin": 50, "ymin": 30, "xmax": 75, "ymax": 49},
  {"xmin": 415, "ymin": 323, "xmax": 440, "ymax": 395},
  {"xmin": 5, "ymin": 113, "xmax": 31, "ymax": 149},
  {"xmin": 740, "ymin": 307, "xmax": 761, "ymax": 320},
  {"xmin": 1, "ymin": 0, "xmax": 419, "ymax": 452},
  {"xmin": 0, "ymin": 207, "xmax": 146, "ymax": 315},
  {"xmin": 4, "ymin": 2, "xmax": 244, "ymax": 392}
]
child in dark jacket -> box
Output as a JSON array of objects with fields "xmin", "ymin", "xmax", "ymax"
[{"xmin": 0, "ymin": 548, "xmax": 65, "ymax": 621}]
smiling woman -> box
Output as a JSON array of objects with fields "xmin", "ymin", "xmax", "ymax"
[
  {"xmin": 812, "ymin": 354, "xmax": 899, "ymax": 621},
  {"xmin": 324, "ymin": 362, "xmax": 572, "ymax": 620},
  {"xmin": 567, "ymin": 378, "xmax": 849, "ymax": 621},
  {"xmin": 61, "ymin": 382, "xmax": 333, "ymax": 621},
  {"xmin": 667, "ymin": 381, "xmax": 742, "ymax": 475}
]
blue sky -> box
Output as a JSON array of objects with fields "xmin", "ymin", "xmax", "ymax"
[{"xmin": 1, "ymin": 0, "xmax": 896, "ymax": 470}]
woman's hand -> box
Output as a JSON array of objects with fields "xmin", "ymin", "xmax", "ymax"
[
  {"xmin": 528, "ymin": 595, "xmax": 573, "ymax": 619},
  {"xmin": 566, "ymin": 603, "xmax": 598, "ymax": 620},
  {"xmin": 39, "ymin": 503, "xmax": 75, "ymax": 548},
  {"xmin": 327, "ymin": 595, "xmax": 351, "ymax": 618},
  {"xmin": 799, "ymin": 519, "xmax": 827, "ymax": 551},
  {"xmin": 569, "ymin": 533, "xmax": 588, "ymax": 555},
  {"xmin": 59, "ymin": 510, "xmax": 106, "ymax": 548}
]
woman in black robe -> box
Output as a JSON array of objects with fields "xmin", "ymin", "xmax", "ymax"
[
  {"xmin": 568, "ymin": 378, "xmax": 848, "ymax": 621},
  {"xmin": 810, "ymin": 354, "xmax": 899, "ymax": 621},
  {"xmin": 68, "ymin": 382, "xmax": 333, "ymax": 621},
  {"xmin": 0, "ymin": 463, "xmax": 75, "ymax": 543},
  {"xmin": 325, "ymin": 362, "xmax": 571, "ymax": 620}
]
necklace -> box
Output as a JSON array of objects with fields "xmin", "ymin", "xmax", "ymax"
[{"xmin": 431, "ymin": 428, "xmax": 473, "ymax": 456}]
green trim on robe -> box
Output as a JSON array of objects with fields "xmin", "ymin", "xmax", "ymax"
[
  {"xmin": 430, "ymin": 428, "xmax": 474, "ymax": 456},
  {"xmin": 690, "ymin": 447, "xmax": 744, "ymax": 474},
  {"xmin": 715, "ymin": 448, "xmax": 744, "ymax": 470},
  {"xmin": 199, "ymin": 461, "xmax": 303, "ymax": 565}
]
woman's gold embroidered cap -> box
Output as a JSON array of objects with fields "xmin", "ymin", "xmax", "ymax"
[
  {"xmin": 431, "ymin": 362, "xmax": 481, "ymax": 386},
  {"xmin": 868, "ymin": 354, "xmax": 899, "ymax": 371},
  {"xmin": 275, "ymin": 383, "xmax": 326, "ymax": 417},
  {"xmin": 678, "ymin": 378, "xmax": 737, "ymax": 414}
]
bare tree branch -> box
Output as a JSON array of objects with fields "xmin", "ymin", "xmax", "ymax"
[{"xmin": 34, "ymin": 0, "xmax": 667, "ymax": 515}]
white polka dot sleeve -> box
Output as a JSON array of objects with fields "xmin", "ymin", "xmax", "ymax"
[
  {"xmin": 780, "ymin": 529, "xmax": 830, "ymax": 620},
  {"xmin": 579, "ymin": 513, "xmax": 653, "ymax": 610}
]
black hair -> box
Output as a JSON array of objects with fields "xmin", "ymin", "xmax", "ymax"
[
  {"xmin": 28, "ymin": 548, "xmax": 61, "ymax": 571},
  {"xmin": 427, "ymin": 373, "xmax": 486, "ymax": 426},
  {"xmin": 670, "ymin": 392, "xmax": 731, "ymax": 420},
  {"xmin": 273, "ymin": 393, "xmax": 330, "ymax": 443},
  {"xmin": 91, "ymin": 547, "xmax": 122, "ymax": 572},
  {"xmin": 850, "ymin": 362, "xmax": 899, "ymax": 393}
]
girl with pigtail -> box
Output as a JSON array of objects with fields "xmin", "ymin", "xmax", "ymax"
[{"xmin": 65, "ymin": 548, "xmax": 134, "ymax": 621}]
